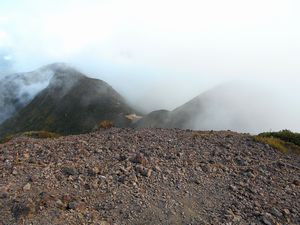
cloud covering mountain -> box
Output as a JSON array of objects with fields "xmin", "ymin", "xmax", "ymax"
[{"xmin": 0, "ymin": 0, "xmax": 299, "ymax": 132}]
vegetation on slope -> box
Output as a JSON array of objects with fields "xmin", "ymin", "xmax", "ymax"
[
  {"xmin": 0, "ymin": 131, "xmax": 60, "ymax": 144},
  {"xmin": 255, "ymin": 130, "xmax": 300, "ymax": 154}
]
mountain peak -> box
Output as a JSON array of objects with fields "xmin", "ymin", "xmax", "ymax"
[
  {"xmin": 46, "ymin": 63, "xmax": 86, "ymax": 93},
  {"xmin": 41, "ymin": 62, "xmax": 73, "ymax": 71}
]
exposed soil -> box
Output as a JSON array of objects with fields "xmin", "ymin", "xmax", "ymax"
[{"xmin": 0, "ymin": 128, "xmax": 299, "ymax": 225}]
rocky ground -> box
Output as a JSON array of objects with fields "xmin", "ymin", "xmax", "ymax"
[{"xmin": 0, "ymin": 128, "xmax": 299, "ymax": 225}]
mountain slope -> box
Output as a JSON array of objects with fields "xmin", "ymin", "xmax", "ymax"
[
  {"xmin": 134, "ymin": 90, "xmax": 208, "ymax": 129},
  {"xmin": 135, "ymin": 83, "xmax": 288, "ymax": 133},
  {"xmin": 0, "ymin": 64, "xmax": 137, "ymax": 137}
]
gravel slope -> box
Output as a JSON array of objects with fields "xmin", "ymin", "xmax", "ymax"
[{"xmin": 0, "ymin": 128, "xmax": 299, "ymax": 225}]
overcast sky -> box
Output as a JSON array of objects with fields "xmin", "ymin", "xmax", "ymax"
[{"xmin": 0, "ymin": 0, "xmax": 300, "ymax": 131}]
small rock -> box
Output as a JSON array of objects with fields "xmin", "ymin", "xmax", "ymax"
[
  {"xmin": 283, "ymin": 208, "xmax": 290, "ymax": 215},
  {"xmin": 293, "ymin": 179, "xmax": 300, "ymax": 186},
  {"xmin": 23, "ymin": 153, "xmax": 30, "ymax": 160},
  {"xmin": 118, "ymin": 154, "xmax": 127, "ymax": 161},
  {"xmin": 154, "ymin": 165, "xmax": 161, "ymax": 172},
  {"xmin": 91, "ymin": 180, "xmax": 99, "ymax": 189},
  {"xmin": 39, "ymin": 192, "xmax": 54, "ymax": 207},
  {"xmin": 56, "ymin": 199, "xmax": 65, "ymax": 209},
  {"xmin": 271, "ymin": 207, "xmax": 283, "ymax": 217},
  {"xmin": 229, "ymin": 185, "xmax": 238, "ymax": 192},
  {"xmin": 118, "ymin": 176, "xmax": 126, "ymax": 183},
  {"xmin": 177, "ymin": 152, "xmax": 183, "ymax": 157},
  {"xmin": 201, "ymin": 164, "xmax": 210, "ymax": 173},
  {"xmin": 194, "ymin": 180, "xmax": 201, "ymax": 185},
  {"xmin": 136, "ymin": 165, "xmax": 152, "ymax": 177},
  {"xmin": 23, "ymin": 183, "xmax": 31, "ymax": 191},
  {"xmin": 233, "ymin": 214, "xmax": 242, "ymax": 222},
  {"xmin": 236, "ymin": 158, "xmax": 248, "ymax": 166},
  {"xmin": 62, "ymin": 166, "xmax": 78, "ymax": 176},
  {"xmin": 131, "ymin": 153, "xmax": 147, "ymax": 166},
  {"xmin": 67, "ymin": 201, "xmax": 78, "ymax": 210},
  {"xmin": 244, "ymin": 171, "xmax": 255, "ymax": 178},
  {"xmin": 87, "ymin": 167, "xmax": 100, "ymax": 176},
  {"xmin": 262, "ymin": 216, "xmax": 272, "ymax": 225},
  {"xmin": 62, "ymin": 195, "xmax": 73, "ymax": 204},
  {"xmin": 146, "ymin": 169, "xmax": 152, "ymax": 177},
  {"xmin": 0, "ymin": 191, "xmax": 8, "ymax": 199}
]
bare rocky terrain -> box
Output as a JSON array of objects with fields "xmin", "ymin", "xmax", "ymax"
[{"xmin": 0, "ymin": 128, "xmax": 299, "ymax": 225}]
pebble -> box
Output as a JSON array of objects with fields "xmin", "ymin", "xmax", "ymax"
[
  {"xmin": 62, "ymin": 167, "xmax": 78, "ymax": 176},
  {"xmin": 23, "ymin": 183, "xmax": 31, "ymax": 191}
]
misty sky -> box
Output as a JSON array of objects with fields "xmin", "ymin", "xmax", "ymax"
[{"xmin": 0, "ymin": 0, "xmax": 300, "ymax": 132}]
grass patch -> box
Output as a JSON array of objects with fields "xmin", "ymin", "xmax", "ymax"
[
  {"xmin": 254, "ymin": 136, "xmax": 289, "ymax": 153},
  {"xmin": 192, "ymin": 131, "xmax": 213, "ymax": 140},
  {"xmin": 0, "ymin": 131, "xmax": 61, "ymax": 144},
  {"xmin": 259, "ymin": 130, "xmax": 300, "ymax": 147},
  {"xmin": 255, "ymin": 130, "xmax": 300, "ymax": 154},
  {"xmin": 98, "ymin": 120, "xmax": 114, "ymax": 129},
  {"xmin": 22, "ymin": 131, "xmax": 61, "ymax": 139}
]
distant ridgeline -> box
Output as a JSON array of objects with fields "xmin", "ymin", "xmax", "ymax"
[
  {"xmin": 1, "ymin": 63, "xmax": 299, "ymax": 141},
  {"xmin": 0, "ymin": 63, "xmax": 140, "ymax": 138}
]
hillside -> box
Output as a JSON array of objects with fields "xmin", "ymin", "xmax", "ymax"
[
  {"xmin": 134, "ymin": 91, "xmax": 208, "ymax": 129},
  {"xmin": 0, "ymin": 64, "xmax": 138, "ymax": 137},
  {"xmin": 0, "ymin": 128, "xmax": 299, "ymax": 224},
  {"xmin": 134, "ymin": 83, "xmax": 286, "ymax": 133}
]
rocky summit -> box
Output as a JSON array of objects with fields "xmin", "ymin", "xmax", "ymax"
[{"xmin": 0, "ymin": 128, "xmax": 299, "ymax": 225}]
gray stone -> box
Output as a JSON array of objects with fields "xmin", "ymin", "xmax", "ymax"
[
  {"xmin": 271, "ymin": 207, "xmax": 283, "ymax": 217},
  {"xmin": 67, "ymin": 201, "xmax": 78, "ymax": 210},
  {"xmin": 262, "ymin": 216, "xmax": 272, "ymax": 225}
]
